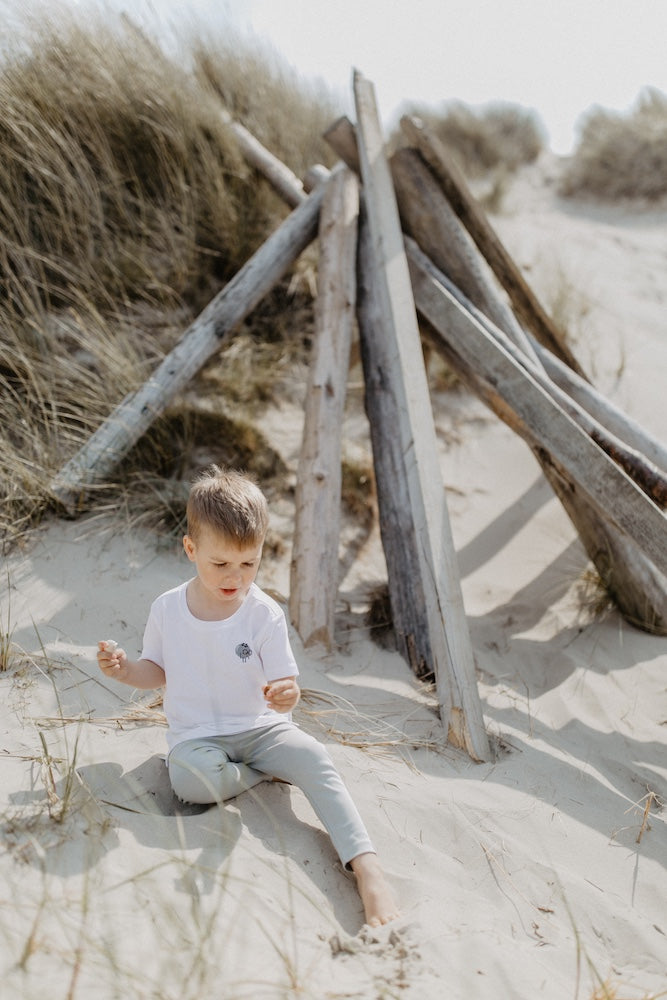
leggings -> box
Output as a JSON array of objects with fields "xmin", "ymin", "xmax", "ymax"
[{"xmin": 167, "ymin": 720, "xmax": 374, "ymax": 868}]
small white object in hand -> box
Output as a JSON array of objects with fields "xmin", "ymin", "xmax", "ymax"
[{"xmin": 102, "ymin": 640, "xmax": 118, "ymax": 653}]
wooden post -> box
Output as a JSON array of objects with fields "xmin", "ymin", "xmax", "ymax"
[
  {"xmin": 356, "ymin": 213, "xmax": 434, "ymax": 676},
  {"xmin": 289, "ymin": 166, "xmax": 359, "ymax": 648},
  {"xmin": 353, "ymin": 71, "xmax": 490, "ymax": 761},
  {"xmin": 49, "ymin": 180, "xmax": 328, "ymax": 514},
  {"xmin": 400, "ymin": 114, "xmax": 587, "ymax": 378}
]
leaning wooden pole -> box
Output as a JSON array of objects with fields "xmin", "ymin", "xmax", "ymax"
[
  {"xmin": 49, "ymin": 180, "xmax": 328, "ymax": 513},
  {"xmin": 353, "ymin": 70, "xmax": 490, "ymax": 761},
  {"xmin": 407, "ymin": 240, "xmax": 667, "ymax": 576},
  {"xmin": 220, "ymin": 109, "xmax": 307, "ymax": 209},
  {"xmin": 400, "ymin": 113, "xmax": 587, "ymax": 378},
  {"xmin": 408, "ymin": 242, "xmax": 667, "ymax": 631},
  {"xmin": 289, "ymin": 166, "xmax": 359, "ymax": 648},
  {"xmin": 529, "ymin": 339, "xmax": 667, "ymax": 474},
  {"xmin": 426, "ymin": 266, "xmax": 667, "ymax": 509}
]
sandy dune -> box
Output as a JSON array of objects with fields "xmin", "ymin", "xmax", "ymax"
[{"xmin": 1, "ymin": 157, "xmax": 665, "ymax": 999}]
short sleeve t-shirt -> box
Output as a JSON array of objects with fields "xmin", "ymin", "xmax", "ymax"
[{"xmin": 140, "ymin": 581, "xmax": 299, "ymax": 750}]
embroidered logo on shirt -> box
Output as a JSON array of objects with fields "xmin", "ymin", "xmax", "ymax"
[{"xmin": 235, "ymin": 642, "xmax": 252, "ymax": 662}]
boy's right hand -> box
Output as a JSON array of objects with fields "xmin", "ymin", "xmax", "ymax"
[{"xmin": 97, "ymin": 639, "xmax": 126, "ymax": 677}]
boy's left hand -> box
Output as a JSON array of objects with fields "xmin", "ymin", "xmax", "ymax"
[{"xmin": 264, "ymin": 677, "xmax": 300, "ymax": 713}]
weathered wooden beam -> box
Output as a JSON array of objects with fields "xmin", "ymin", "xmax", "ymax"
[
  {"xmin": 353, "ymin": 70, "xmax": 490, "ymax": 761},
  {"xmin": 323, "ymin": 116, "xmax": 360, "ymax": 174},
  {"xmin": 356, "ymin": 214, "xmax": 434, "ymax": 673},
  {"xmin": 400, "ymin": 113, "xmax": 587, "ymax": 378},
  {"xmin": 289, "ymin": 167, "xmax": 360, "ymax": 648},
  {"xmin": 429, "ymin": 267, "xmax": 667, "ymax": 508},
  {"xmin": 221, "ymin": 109, "xmax": 307, "ymax": 209},
  {"xmin": 390, "ymin": 146, "xmax": 539, "ymax": 359},
  {"xmin": 530, "ymin": 338, "xmax": 667, "ymax": 475},
  {"xmin": 325, "ymin": 115, "xmax": 537, "ymax": 360},
  {"xmin": 49, "ymin": 179, "xmax": 328, "ymax": 513},
  {"xmin": 407, "ymin": 238, "xmax": 667, "ymax": 591},
  {"xmin": 327, "ymin": 111, "xmax": 667, "ymax": 632},
  {"xmin": 384, "ymin": 140, "xmax": 667, "ymax": 633}
]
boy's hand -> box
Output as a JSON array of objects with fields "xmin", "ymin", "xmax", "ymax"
[
  {"xmin": 97, "ymin": 639, "xmax": 126, "ymax": 677},
  {"xmin": 264, "ymin": 677, "xmax": 300, "ymax": 713}
]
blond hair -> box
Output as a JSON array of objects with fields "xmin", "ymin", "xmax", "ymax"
[{"xmin": 186, "ymin": 466, "xmax": 268, "ymax": 545}]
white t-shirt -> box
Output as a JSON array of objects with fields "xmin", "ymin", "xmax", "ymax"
[{"xmin": 140, "ymin": 580, "xmax": 299, "ymax": 750}]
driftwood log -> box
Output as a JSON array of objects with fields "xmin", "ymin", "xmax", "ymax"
[
  {"xmin": 289, "ymin": 166, "xmax": 359, "ymax": 648},
  {"xmin": 353, "ymin": 71, "xmax": 490, "ymax": 761},
  {"xmin": 49, "ymin": 176, "xmax": 328, "ymax": 513}
]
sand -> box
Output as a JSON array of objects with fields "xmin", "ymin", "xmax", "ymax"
[{"xmin": 1, "ymin": 157, "xmax": 666, "ymax": 999}]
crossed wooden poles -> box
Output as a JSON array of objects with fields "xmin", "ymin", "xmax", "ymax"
[{"xmin": 50, "ymin": 73, "xmax": 667, "ymax": 763}]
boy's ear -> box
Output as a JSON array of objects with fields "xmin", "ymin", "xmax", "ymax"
[{"xmin": 183, "ymin": 535, "xmax": 196, "ymax": 562}]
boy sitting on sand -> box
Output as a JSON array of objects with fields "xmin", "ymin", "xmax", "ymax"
[{"xmin": 97, "ymin": 465, "xmax": 399, "ymax": 929}]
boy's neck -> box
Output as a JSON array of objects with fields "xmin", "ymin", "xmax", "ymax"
[{"xmin": 186, "ymin": 577, "xmax": 249, "ymax": 621}]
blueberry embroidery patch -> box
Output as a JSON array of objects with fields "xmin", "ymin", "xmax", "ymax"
[{"xmin": 235, "ymin": 642, "xmax": 252, "ymax": 662}]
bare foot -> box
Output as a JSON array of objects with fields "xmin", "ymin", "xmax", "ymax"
[{"xmin": 349, "ymin": 852, "xmax": 400, "ymax": 927}]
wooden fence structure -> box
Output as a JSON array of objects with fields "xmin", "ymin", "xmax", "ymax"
[{"xmin": 50, "ymin": 72, "xmax": 667, "ymax": 763}]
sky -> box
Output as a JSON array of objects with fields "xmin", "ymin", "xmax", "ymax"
[{"xmin": 17, "ymin": 0, "xmax": 667, "ymax": 154}]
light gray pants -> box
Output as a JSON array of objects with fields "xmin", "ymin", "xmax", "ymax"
[{"xmin": 167, "ymin": 720, "xmax": 374, "ymax": 868}]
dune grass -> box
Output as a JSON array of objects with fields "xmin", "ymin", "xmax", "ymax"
[
  {"xmin": 0, "ymin": 6, "xmax": 339, "ymax": 550},
  {"xmin": 395, "ymin": 99, "xmax": 546, "ymax": 176},
  {"xmin": 560, "ymin": 87, "xmax": 667, "ymax": 201}
]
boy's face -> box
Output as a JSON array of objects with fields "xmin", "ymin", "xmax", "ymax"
[{"xmin": 183, "ymin": 526, "xmax": 263, "ymax": 614}]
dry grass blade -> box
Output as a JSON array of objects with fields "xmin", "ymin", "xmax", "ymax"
[
  {"xmin": 297, "ymin": 687, "xmax": 441, "ymax": 765},
  {"xmin": 630, "ymin": 789, "xmax": 662, "ymax": 845},
  {"xmin": 33, "ymin": 694, "xmax": 167, "ymax": 731}
]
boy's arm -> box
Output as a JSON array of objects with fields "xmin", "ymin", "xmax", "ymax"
[
  {"xmin": 97, "ymin": 641, "xmax": 165, "ymax": 689},
  {"xmin": 264, "ymin": 676, "xmax": 300, "ymax": 713}
]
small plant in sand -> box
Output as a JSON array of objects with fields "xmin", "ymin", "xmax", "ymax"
[
  {"xmin": 574, "ymin": 567, "xmax": 615, "ymax": 623},
  {"xmin": 0, "ymin": 585, "xmax": 17, "ymax": 673},
  {"xmin": 341, "ymin": 457, "xmax": 376, "ymax": 527},
  {"xmin": 586, "ymin": 981, "xmax": 666, "ymax": 1000},
  {"xmin": 560, "ymin": 87, "xmax": 667, "ymax": 201},
  {"xmin": 3, "ymin": 626, "xmax": 101, "ymax": 832},
  {"xmin": 541, "ymin": 259, "xmax": 592, "ymax": 350}
]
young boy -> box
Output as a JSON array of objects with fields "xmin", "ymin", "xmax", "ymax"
[{"xmin": 97, "ymin": 465, "xmax": 399, "ymax": 929}]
